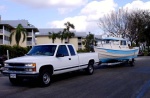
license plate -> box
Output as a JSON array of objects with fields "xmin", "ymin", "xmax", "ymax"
[{"xmin": 10, "ymin": 74, "xmax": 16, "ymax": 78}]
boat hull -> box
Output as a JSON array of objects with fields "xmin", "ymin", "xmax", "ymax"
[{"xmin": 94, "ymin": 47, "xmax": 139, "ymax": 63}]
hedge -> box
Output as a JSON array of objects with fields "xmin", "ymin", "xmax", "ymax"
[{"xmin": 0, "ymin": 45, "xmax": 31, "ymax": 59}]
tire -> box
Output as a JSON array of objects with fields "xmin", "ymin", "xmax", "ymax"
[
  {"xmin": 86, "ymin": 61, "xmax": 94, "ymax": 75},
  {"xmin": 39, "ymin": 70, "xmax": 51, "ymax": 87},
  {"xmin": 9, "ymin": 77, "xmax": 23, "ymax": 85},
  {"xmin": 129, "ymin": 58, "xmax": 135, "ymax": 67}
]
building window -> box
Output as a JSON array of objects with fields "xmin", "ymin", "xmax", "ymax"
[
  {"xmin": 4, "ymin": 27, "xmax": 11, "ymax": 32},
  {"xmin": 0, "ymin": 35, "xmax": 3, "ymax": 39},
  {"xmin": 27, "ymin": 38, "xmax": 32, "ymax": 41},
  {"xmin": 78, "ymin": 37, "xmax": 81, "ymax": 39},
  {"xmin": 0, "ymin": 26, "xmax": 3, "ymax": 29},
  {"xmin": 27, "ymin": 29, "xmax": 32, "ymax": 32},
  {"xmin": 78, "ymin": 43, "xmax": 82, "ymax": 45}
]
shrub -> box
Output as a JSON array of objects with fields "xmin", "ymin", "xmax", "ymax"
[
  {"xmin": 77, "ymin": 49, "xmax": 89, "ymax": 53},
  {"xmin": 0, "ymin": 45, "xmax": 30, "ymax": 59}
]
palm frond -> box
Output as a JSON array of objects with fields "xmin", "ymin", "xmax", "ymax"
[{"xmin": 22, "ymin": 31, "xmax": 26, "ymax": 43}]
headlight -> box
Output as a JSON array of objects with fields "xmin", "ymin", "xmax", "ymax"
[
  {"xmin": 25, "ymin": 63, "xmax": 36, "ymax": 72},
  {"xmin": 25, "ymin": 63, "xmax": 36, "ymax": 67},
  {"xmin": 4, "ymin": 63, "xmax": 9, "ymax": 67},
  {"xmin": 3, "ymin": 63, "xmax": 9, "ymax": 71}
]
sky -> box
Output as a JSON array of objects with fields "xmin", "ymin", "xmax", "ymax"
[{"xmin": 0, "ymin": 0, "xmax": 150, "ymax": 34}]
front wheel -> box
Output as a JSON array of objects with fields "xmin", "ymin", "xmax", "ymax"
[
  {"xmin": 39, "ymin": 70, "xmax": 51, "ymax": 87},
  {"xmin": 85, "ymin": 62, "xmax": 94, "ymax": 75}
]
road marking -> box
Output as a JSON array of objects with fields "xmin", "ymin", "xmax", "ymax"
[{"xmin": 136, "ymin": 80, "xmax": 150, "ymax": 98}]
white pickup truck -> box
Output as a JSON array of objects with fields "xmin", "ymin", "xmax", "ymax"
[{"xmin": 3, "ymin": 44, "xmax": 99, "ymax": 87}]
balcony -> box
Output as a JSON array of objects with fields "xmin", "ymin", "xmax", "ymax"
[
  {"xmin": 78, "ymin": 45, "xmax": 82, "ymax": 48},
  {"xmin": 78, "ymin": 39, "xmax": 82, "ymax": 43},
  {"xmin": 0, "ymin": 29, "xmax": 11, "ymax": 36},
  {"xmin": 0, "ymin": 29, "xmax": 3, "ymax": 34},
  {"xmin": 27, "ymin": 32, "xmax": 32, "ymax": 36},
  {"xmin": 4, "ymin": 40, "xmax": 10, "ymax": 45},
  {"xmin": 27, "ymin": 41, "xmax": 32, "ymax": 46},
  {"xmin": 4, "ymin": 30, "xmax": 11, "ymax": 36}
]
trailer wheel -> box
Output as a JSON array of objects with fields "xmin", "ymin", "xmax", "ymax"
[
  {"xmin": 39, "ymin": 70, "xmax": 51, "ymax": 87},
  {"xmin": 129, "ymin": 58, "xmax": 135, "ymax": 67},
  {"xmin": 86, "ymin": 61, "xmax": 94, "ymax": 75}
]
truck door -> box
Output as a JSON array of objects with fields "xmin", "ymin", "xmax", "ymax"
[
  {"xmin": 55, "ymin": 45, "xmax": 77, "ymax": 72},
  {"xmin": 67, "ymin": 45, "xmax": 79, "ymax": 69}
]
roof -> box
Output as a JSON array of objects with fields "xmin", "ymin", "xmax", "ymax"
[
  {"xmin": 34, "ymin": 43, "xmax": 74, "ymax": 46},
  {"xmin": 1, "ymin": 20, "xmax": 29, "ymax": 27},
  {"xmin": 102, "ymin": 37, "xmax": 127, "ymax": 41},
  {"xmin": 36, "ymin": 28, "xmax": 87, "ymax": 38},
  {"xmin": 36, "ymin": 28, "xmax": 64, "ymax": 36},
  {"xmin": 1, "ymin": 20, "xmax": 39, "ymax": 32},
  {"xmin": 0, "ymin": 23, "xmax": 14, "ymax": 29}
]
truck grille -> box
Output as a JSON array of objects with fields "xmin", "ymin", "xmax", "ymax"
[
  {"xmin": 9, "ymin": 68, "xmax": 25, "ymax": 71},
  {"xmin": 9, "ymin": 63, "xmax": 25, "ymax": 66},
  {"xmin": 8, "ymin": 63, "xmax": 25, "ymax": 71}
]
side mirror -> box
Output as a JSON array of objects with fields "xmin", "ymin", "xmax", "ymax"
[{"xmin": 56, "ymin": 53, "xmax": 64, "ymax": 57}]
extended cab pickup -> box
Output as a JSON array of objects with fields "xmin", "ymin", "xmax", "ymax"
[{"xmin": 3, "ymin": 44, "xmax": 99, "ymax": 87}]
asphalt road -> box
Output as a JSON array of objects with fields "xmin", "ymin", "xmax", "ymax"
[{"xmin": 0, "ymin": 56, "xmax": 150, "ymax": 98}]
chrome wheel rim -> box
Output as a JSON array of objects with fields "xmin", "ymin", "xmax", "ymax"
[
  {"xmin": 43, "ymin": 73, "xmax": 50, "ymax": 84},
  {"xmin": 89, "ymin": 65, "xmax": 93, "ymax": 73}
]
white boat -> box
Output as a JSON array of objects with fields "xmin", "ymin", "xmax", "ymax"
[{"xmin": 94, "ymin": 37, "xmax": 139, "ymax": 63}]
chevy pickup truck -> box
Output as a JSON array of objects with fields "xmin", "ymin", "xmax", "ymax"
[{"xmin": 3, "ymin": 44, "xmax": 99, "ymax": 87}]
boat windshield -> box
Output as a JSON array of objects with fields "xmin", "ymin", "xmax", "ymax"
[
  {"xmin": 97, "ymin": 40, "xmax": 125, "ymax": 46},
  {"xmin": 27, "ymin": 45, "xmax": 57, "ymax": 56}
]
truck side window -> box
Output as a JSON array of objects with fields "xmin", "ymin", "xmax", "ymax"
[
  {"xmin": 68, "ymin": 45, "xmax": 76, "ymax": 56},
  {"xmin": 57, "ymin": 45, "xmax": 69, "ymax": 56}
]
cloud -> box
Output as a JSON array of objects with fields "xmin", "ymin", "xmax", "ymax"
[
  {"xmin": 48, "ymin": 0, "xmax": 117, "ymax": 33},
  {"xmin": 11, "ymin": 0, "xmax": 88, "ymax": 14},
  {"xmin": 0, "ymin": 5, "xmax": 6, "ymax": 12},
  {"xmin": 47, "ymin": 0, "xmax": 150, "ymax": 33},
  {"xmin": 48, "ymin": 16, "xmax": 88, "ymax": 32},
  {"xmin": 80, "ymin": 0, "xmax": 117, "ymax": 21},
  {"xmin": 123, "ymin": 0, "xmax": 150, "ymax": 10}
]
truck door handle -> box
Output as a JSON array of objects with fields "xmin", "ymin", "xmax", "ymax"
[{"xmin": 69, "ymin": 58, "xmax": 71, "ymax": 60}]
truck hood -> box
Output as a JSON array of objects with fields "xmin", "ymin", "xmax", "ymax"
[{"xmin": 5, "ymin": 56, "xmax": 53, "ymax": 63}]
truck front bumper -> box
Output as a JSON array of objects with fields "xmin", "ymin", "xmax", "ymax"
[{"xmin": 2, "ymin": 71, "xmax": 39, "ymax": 78}]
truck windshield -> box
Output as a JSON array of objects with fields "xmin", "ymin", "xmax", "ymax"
[{"xmin": 27, "ymin": 45, "xmax": 57, "ymax": 56}]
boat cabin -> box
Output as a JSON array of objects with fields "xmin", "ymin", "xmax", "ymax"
[{"xmin": 96, "ymin": 37, "xmax": 129, "ymax": 49}]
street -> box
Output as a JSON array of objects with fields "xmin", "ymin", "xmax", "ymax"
[{"xmin": 0, "ymin": 56, "xmax": 150, "ymax": 98}]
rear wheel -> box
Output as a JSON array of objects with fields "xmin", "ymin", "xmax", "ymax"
[
  {"xmin": 39, "ymin": 70, "xmax": 51, "ymax": 87},
  {"xmin": 86, "ymin": 61, "xmax": 94, "ymax": 75}
]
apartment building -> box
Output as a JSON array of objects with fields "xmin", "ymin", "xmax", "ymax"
[
  {"xmin": 0, "ymin": 19, "xmax": 38, "ymax": 47},
  {"xmin": 36, "ymin": 28, "xmax": 87, "ymax": 50},
  {"xmin": 0, "ymin": 23, "xmax": 14, "ymax": 45},
  {"xmin": 0, "ymin": 17, "xmax": 92, "ymax": 49}
]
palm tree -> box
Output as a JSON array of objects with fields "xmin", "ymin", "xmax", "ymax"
[
  {"xmin": 48, "ymin": 32, "xmax": 59, "ymax": 43},
  {"xmin": 63, "ymin": 21, "xmax": 75, "ymax": 43},
  {"xmin": 57, "ymin": 31, "xmax": 64, "ymax": 43},
  {"xmin": 10, "ymin": 24, "xmax": 26, "ymax": 46}
]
